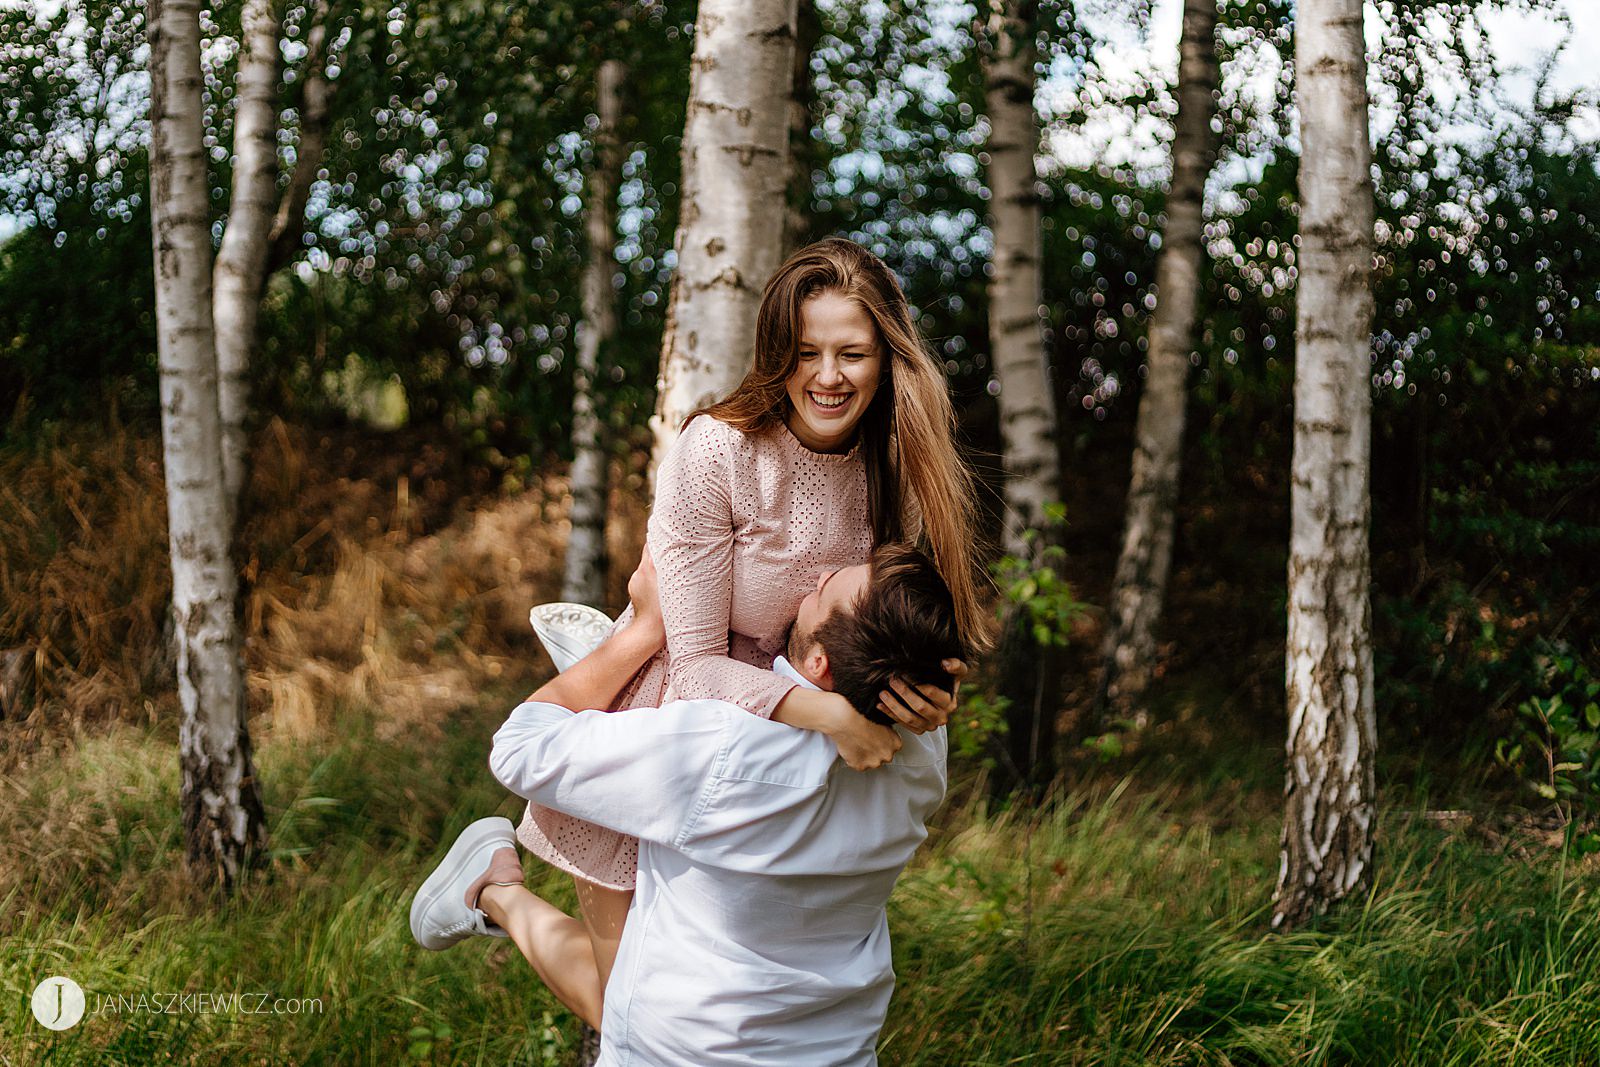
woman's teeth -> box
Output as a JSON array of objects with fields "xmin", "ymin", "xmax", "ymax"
[{"xmin": 810, "ymin": 392, "xmax": 849, "ymax": 409}]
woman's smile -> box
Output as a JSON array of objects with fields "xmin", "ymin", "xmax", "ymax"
[{"xmin": 804, "ymin": 389, "xmax": 853, "ymax": 414}]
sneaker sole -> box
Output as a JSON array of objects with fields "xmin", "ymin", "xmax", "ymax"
[{"xmin": 410, "ymin": 816, "xmax": 516, "ymax": 950}]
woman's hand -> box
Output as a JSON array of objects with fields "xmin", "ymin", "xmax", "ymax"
[
  {"xmin": 624, "ymin": 547, "xmax": 666, "ymax": 648},
  {"xmin": 829, "ymin": 700, "xmax": 902, "ymax": 771},
  {"xmin": 877, "ymin": 658, "xmax": 969, "ymax": 734}
]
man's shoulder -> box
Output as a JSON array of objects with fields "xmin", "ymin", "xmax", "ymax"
[{"xmin": 651, "ymin": 697, "xmax": 838, "ymax": 786}]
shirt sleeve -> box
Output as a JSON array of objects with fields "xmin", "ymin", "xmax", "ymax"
[
  {"xmin": 647, "ymin": 416, "xmax": 798, "ymax": 718},
  {"xmin": 488, "ymin": 700, "xmax": 731, "ymax": 847}
]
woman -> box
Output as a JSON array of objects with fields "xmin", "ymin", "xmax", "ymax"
[{"xmin": 517, "ymin": 236, "xmax": 993, "ymax": 997}]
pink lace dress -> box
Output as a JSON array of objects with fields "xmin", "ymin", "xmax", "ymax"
[{"xmin": 516, "ymin": 414, "xmax": 874, "ymax": 889}]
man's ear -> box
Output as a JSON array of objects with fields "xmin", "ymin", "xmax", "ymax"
[{"xmin": 801, "ymin": 643, "xmax": 833, "ymax": 688}]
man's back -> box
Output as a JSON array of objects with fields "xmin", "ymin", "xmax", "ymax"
[{"xmin": 489, "ymin": 674, "xmax": 946, "ymax": 1067}]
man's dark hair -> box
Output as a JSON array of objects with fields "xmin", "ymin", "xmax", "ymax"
[{"xmin": 812, "ymin": 543, "xmax": 967, "ymax": 726}]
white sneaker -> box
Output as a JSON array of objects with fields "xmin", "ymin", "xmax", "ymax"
[
  {"xmin": 530, "ymin": 602, "xmax": 615, "ymax": 673},
  {"xmin": 410, "ymin": 817, "xmax": 518, "ymax": 950}
]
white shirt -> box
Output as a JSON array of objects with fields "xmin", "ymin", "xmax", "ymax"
[{"xmin": 489, "ymin": 657, "xmax": 948, "ymax": 1066}]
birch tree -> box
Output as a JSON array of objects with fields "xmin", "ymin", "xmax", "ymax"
[
  {"xmin": 563, "ymin": 58, "xmax": 625, "ymax": 606},
  {"xmin": 983, "ymin": 0, "xmax": 1067, "ymax": 790},
  {"xmin": 1274, "ymin": 0, "xmax": 1378, "ymax": 929},
  {"xmin": 985, "ymin": 0, "xmax": 1059, "ymax": 559},
  {"xmin": 1098, "ymin": 0, "xmax": 1220, "ymax": 718},
  {"xmin": 149, "ymin": 0, "xmax": 268, "ymax": 888},
  {"xmin": 650, "ymin": 0, "xmax": 799, "ymax": 470},
  {"xmin": 212, "ymin": 0, "xmax": 282, "ymax": 523}
]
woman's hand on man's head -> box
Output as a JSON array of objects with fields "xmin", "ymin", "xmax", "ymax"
[{"xmin": 877, "ymin": 658, "xmax": 968, "ymax": 734}]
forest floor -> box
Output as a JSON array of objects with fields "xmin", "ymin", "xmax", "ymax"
[{"xmin": 3, "ymin": 420, "xmax": 1597, "ymax": 1064}]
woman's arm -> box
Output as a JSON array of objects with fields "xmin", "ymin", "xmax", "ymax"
[
  {"xmin": 523, "ymin": 574, "xmax": 654, "ymax": 715},
  {"xmin": 772, "ymin": 686, "xmax": 900, "ymax": 770},
  {"xmin": 647, "ymin": 417, "xmax": 804, "ymax": 718},
  {"xmin": 524, "ymin": 550, "xmax": 670, "ymax": 713}
]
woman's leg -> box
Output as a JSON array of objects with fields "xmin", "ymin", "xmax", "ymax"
[
  {"xmin": 478, "ymin": 883, "xmax": 604, "ymax": 1030},
  {"xmin": 574, "ymin": 878, "xmax": 633, "ymax": 993}
]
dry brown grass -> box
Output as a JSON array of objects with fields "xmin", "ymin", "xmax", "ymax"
[
  {"xmin": 0, "ymin": 425, "xmax": 171, "ymax": 722},
  {"xmin": 0, "ymin": 418, "xmax": 645, "ymax": 759},
  {"xmin": 249, "ymin": 490, "xmax": 567, "ymax": 744}
]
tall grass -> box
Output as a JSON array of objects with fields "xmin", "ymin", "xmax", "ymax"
[
  {"xmin": 2, "ymin": 690, "xmax": 576, "ymax": 1065},
  {"xmin": 4, "ymin": 692, "xmax": 1598, "ymax": 1065}
]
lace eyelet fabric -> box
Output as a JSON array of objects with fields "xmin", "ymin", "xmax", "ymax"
[{"xmin": 518, "ymin": 415, "xmax": 874, "ymax": 889}]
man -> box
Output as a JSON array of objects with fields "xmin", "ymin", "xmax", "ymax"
[{"xmin": 410, "ymin": 542, "xmax": 965, "ymax": 1065}]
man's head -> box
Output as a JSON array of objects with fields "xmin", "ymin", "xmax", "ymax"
[{"xmin": 785, "ymin": 543, "xmax": 966, "ymax": 725}]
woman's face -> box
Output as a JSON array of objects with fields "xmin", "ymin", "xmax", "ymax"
[{"xmin": 783, "ymin": 290, "xmax": 885, "ymax": 453}]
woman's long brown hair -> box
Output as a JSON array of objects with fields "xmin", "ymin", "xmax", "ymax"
[{"xmin": 694, "ymin": 238, "xmax": 995, "ymax": 653}]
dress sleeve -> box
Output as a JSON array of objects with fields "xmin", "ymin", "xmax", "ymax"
[{"xmin": 647, "ymin": 416, "xmax": 798, "ymax": 718}]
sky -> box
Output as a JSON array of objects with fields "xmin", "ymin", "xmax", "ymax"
[{"xmin": 3, "ymin": 0, "xmax": 1597, "ymax": 245}]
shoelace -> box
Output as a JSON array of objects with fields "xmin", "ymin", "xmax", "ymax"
[{"xmin": 437, "ymin": 911, "xmax": 488, "ymax": 938}]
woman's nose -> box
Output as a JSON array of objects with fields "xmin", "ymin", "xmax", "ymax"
[{"xmin": 815, "ymin": 355, "xmax": 844, "ymax": 386}]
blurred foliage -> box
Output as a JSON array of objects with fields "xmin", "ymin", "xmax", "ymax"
[
  {"xmin": 0, "ymin": 0, "xmax": 693, "ymax": 460},
  {"xmin": 976, "ymin": 508, "xmax": 1087, "ymax": 786},
  {"xmin": 0, "ymin": 0, "xmax": 154, "ymax": 423},
  {"xmin": 991, "ymin": 512, "xmax": 1085, "ymax": 652},
  {"xmin": 1496, "ymin": 640, "xmax": 1600, "ymax": 855}
]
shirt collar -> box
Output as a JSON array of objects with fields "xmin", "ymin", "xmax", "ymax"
[{"xmin": 771, "ymin": 655, "xmax": 821, "ymax": 691}]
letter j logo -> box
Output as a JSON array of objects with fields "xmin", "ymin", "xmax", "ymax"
[{"xmin": 31, "ymin": 975, "xmax": 86, "ymax": 1030}]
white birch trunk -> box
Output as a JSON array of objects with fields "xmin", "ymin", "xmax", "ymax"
[
  {"xmin": 149, "ymin": 0, "xmax": 267, "ymax": 889},
  {"xmin": 650, "ymin": 0, "xmax": 799, "ymax": 472},
  {"xmin": 984, "ymin": 0, "xmax": 1060, "ymax": 558},
  {"xmin": 1274, "ymin": 0, "xmax": 1378, "ymax": 929},
  {"xmin": 1099, "ymin": 0, "xmax": 1219, "ymax": 716},
  {"xmin": 213, "ymin": 0, "xmax": 282, "ymax": 524},
  {"xmin": 983, "ymin": 0, "xmax": 1068, "ymax": 792},
  {"xmin": 563, "ymin": 58, "xmax": 625, "ymax": 606}
]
